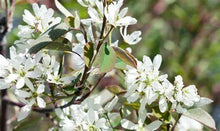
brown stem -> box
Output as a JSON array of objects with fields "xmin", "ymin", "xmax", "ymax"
[
  {"xmin": 0, "ymin": 1, "xmax": 16, "ymax": 130},
  {"xmin": 171, "ymin": 114, "xmax": 182, "ymax": 131}
]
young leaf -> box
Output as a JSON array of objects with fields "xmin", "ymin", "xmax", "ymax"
[
  {"xmin": 65, "ymin": 16, "xmax": 75, "ymax": 28},
  {"xmin": 43, "ymin": 23, "xmax": 69, "ymax": 40},
  {"xmin": 29, "ymin": 23, "xmax": 70, "ymax": 54},
  {"xmin": 107, "ymin": 85, "xmax": 126, "ymax": 95},
  {"xmin": 194, "ymin": 97, "xmax": 213, "ymax": 107},
  {"xmin": 29, "ymin": 37, "xmax": 72, "ymax": 54},
  {"xmin": 74, "ymin": 11, "xmax": 81, "ymax": 29},
  {"xmin": 100, "ymin": 43, "xmax": 116, "ymax": 73},
  {"xmin": 183, "ymin": 108, "xmax": 216, "ymax": 130},
  {"xmin": 115, "ymin": 58, "xmax": 127, "ymax": 70},
  {"xmin": 55, "ymin": 0, "xmax": 73, "ymax": 17},
  {"xmin": 44, "ymin": 37, "xmax": 72, "ymax": 51},
  {"xmin": 112, "ymin": 46, "xmax": 137, "ymax": 68},
  {"xmin": 84, "ymin": 42, "xmax": 94, "ymax": 67}
]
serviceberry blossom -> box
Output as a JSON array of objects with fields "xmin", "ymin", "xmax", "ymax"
[
  {"xmin": 16, "ymin": 3, "xmax": 61, "ymax": 52},
  {"xmin": 104, "ymin": 0, "xmax": 137, "ymax": 27},
  {"xmin": 69, "ymin": 33, "xmax": 86, "ymax": 70},
  {"xmin": 0, "ymin": 47, "xmax": 76, "ymax": 121},
  {"xmin": 55, "ymin": 96, "xmax": 118, "ymax": 130},
  {"xmin": 124, "ymin": 54, "xmax": 209, "ymax": 114},
  {"xmin": 15, "ymin": 84, "xmax": 46, "ymax": 108},
  {"xmin": 121, "ymin": 119, "xmax": 162, "ymax": 131},
  {"xmin": 120, "ymin": 26, "xmax": 142, "ymax": 45},
  {"xmin": 0, "ymin": 47, "xmax": 41, "ymax": 90},
  {"xmin": 124, "ymin": 55, "xmax": 169, "ymax": 112},
  {"xmin": 77, "ymin": 0, "xmax": 96, "ymax": 7},
  {"xmin": 88, "ymin": 0, "xmax": 104, "ymax": 24},
  {"xmin": 172, "ymin": 75, "xmax": 201, "ymax": 113},
  {"xmin": 22, "ymin": 3, "xmax": 61, "ymax": 35}
]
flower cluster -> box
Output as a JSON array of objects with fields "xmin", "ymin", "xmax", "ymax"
[
  {"xmin": 124, "ymin": 55, "xmax": 210, "ymax": 114},
  {"xmin": 0, "ymin": 47, "xmax": 75, "ymax": 121},
  {"xmin": 19, "ymin": 3, "xmax": 61, "ymax": 39},
  {"xmin": 53, "ymin": 96, "xmax": 119, "ymax": 130},
  {"xmin": 79, "ymin": 0, "xmax": 142, "ymax": 45},
  {"xmin": 15, "ymin": 4, "xmax": 61, "ymax": 53}
]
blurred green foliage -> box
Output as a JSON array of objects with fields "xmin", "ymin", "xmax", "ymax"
[{"xmin": 2, "ymin": 0, "xmax": 220, "ymax": 130}]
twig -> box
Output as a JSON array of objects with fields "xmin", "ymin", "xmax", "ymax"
[{"xmin": 171, "ymin": 114, "xmax": 182, "ymax": 131}]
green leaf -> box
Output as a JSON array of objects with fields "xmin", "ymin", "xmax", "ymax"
[
  {"xmin": 55, "ymin": 0, "xmax": 73, "ymax": 17},
  {"xmin": 63, "ymin": 73, "xmax": 82, "ymax": 92},
  {"xmin": 100, "ymin": 43, "xmax": 116, "ymax": 73},
  {"xmin": 13, "ymin": 117, "xmax": 41, "ymax": 131},
  {"xmin": 65, "ymin": 16, "xmax": 75, "ymax": 28},
  {"xmin": 107, "ymin": 85, "xmax": 126, "ymax": 95},
  {"xmin": 84, "ymin": 42, "xmax": 94, "ymax": 67},
  {"xmin": 112, "ymin": 46, "xmax": 137, "ymax": 68},
  {"xmin": 29, "ymin": 23, "xmax": 70, "ymax": 54},
  {"xmin": 44, "ymin": 37, "xmax": 72, "ymax": 51},
  {"xmin": 124, "ymin": 102, "xmax": 140, "ymax": 110},
  {"xmin": 183, "ymin": 108, "xmax": 216, "ymax": 130},
  {"xmin": 115, "ymin": 58, "xmax": 127, "ymax": 70},
  {"xmin": 42, "ymin": 23, "xmax": 69, "ymax": 40}
]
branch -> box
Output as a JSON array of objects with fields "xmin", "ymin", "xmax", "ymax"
[{"xmin": 1, "ymin": 1, "xmax": 16, "ymax": 130}]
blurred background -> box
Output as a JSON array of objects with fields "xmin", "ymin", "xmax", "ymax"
[{"xmin": 0, "ymin": 0, "xmax": 220, "ymax": 130}]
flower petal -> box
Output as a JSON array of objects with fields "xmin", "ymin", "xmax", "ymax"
[
  {"xmin": 37, "ymin": 84, "xmax": 45, "ymax": 94},
  {"xmin": 17, "ymin": 104, "xmax": 32, "ymax": 121},
  {"xmin": 37, "ymin": 96, "xmax": 46, "ymax": 108},
  {"xmin": 16, "ymin": 77, "xmax": 25, "ymax": 89},
  {"xmin": 153, "ymin": 54, "xmax": 162, "ymax": 70},
  {"xmin": 121, "ymin": 119, "xmax": 138, "ymax": 130}
]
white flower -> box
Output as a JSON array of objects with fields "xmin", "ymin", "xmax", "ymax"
[
  {"xmin": 56, "ymin": 105, "xmax": 87, "ymax": 131},
  {"xmin": 125, "ymin": 54, "xmax": 166, "ymax": 112},
  {"xmin": 17, "ymin": 100, "xmax": 34, "ymax": 121},
  {"xmin": 121, "ymin": 118, "xmax": 162, "ymax": 131},
  {"xmin": 104, "ymin": 0, "xmax": 137, "ymax": 27},
  {"xmin": 104, "ymin": 96, "xmax": 119, "ymax": 112},
  {"xmin": 17, "ymin": 3, "xmax": 61, "ymax": 43},
  {"xmin": 2, "ymin": 47, "xmax": 41, "ymax": 90},
  {"xmin": 69, "ymin": 33, "xmax": 85, "ymax": 70},
  {"xmin": 17, "ymin": 25, "xmax": 35, "ymax": 39},
  {"xmin": 152, "ymin": 79, "xmax": 174, "ymax": 113},
  {"xmin": 88, "ymin": 0, "xmax": 104, "ymax": 24},
  {"xmin": 174, "ymin": 75, "xmax": 200, "ymax": 106},
  {"xmin": 77, "ymin": 0, "xmax": 96, "ymax": 7},
  {"xmin": 172, "ymin": 75, "xmax": 201, "ymax": 113},
  {"xmin": 56, "ymin": 97, "xmax": 110, "ymax": 131},
  {"xmin": 84, "ymin": 108, "xmax": 108, "ymax": 130},
  {"xmin": 0, "ymin": 54, "xmax": 11, "ymax": 90},
  {"xmin": 46, "ymin": 60, "xmax": 75, "ymax": 85},
  {"xmin": 15, "ymin": 84, "xmax": 46, "ymax": 108},
  {"xmin": 120, "ymin": 26, "xmax": 142, "ymax": 45},
  {"xmin": 22, "ymin": 3, "xmax": 61, "ymax": 33}
]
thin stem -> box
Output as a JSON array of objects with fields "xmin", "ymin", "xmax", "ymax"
[
  {"xmin": 57, "ymin": 86, "xmax": 72, "ymax": 96},
  {"xmin": 91, "ymin": 73, "xmax": 106, "ymax": 93},
  {"xmin": 105, "ymin": 113, "xmax": 114, "ymax": 130},
  {"xmin": 96, "ymin": 17, "xmax": 107, "ymax": 51},
  {"xmin": 171, "ymin": 114, "xmax": 182, "ymax": 131},
  {"xmin": 90, "ymin": 26, "xmax": 114, "ymax": 66}
]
